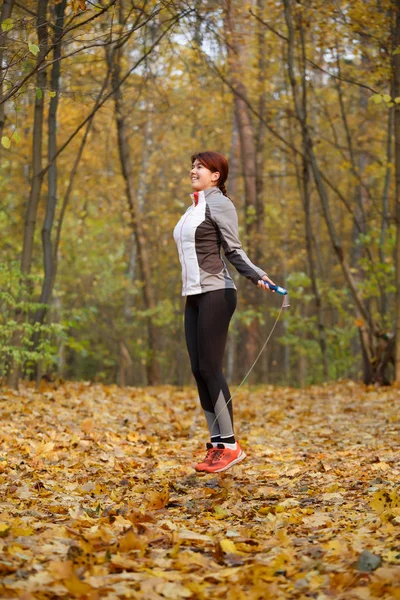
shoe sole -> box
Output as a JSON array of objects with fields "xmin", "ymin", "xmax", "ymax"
[
  {"xmin": 195, "ymin": 463, "xmax": 212, "ymax": 472},
  {"xmin": 206, "ymin": 450, "xmax": 246, "ymax": 473},
  {"xmin": 195, "ymin": 452, "xmax": 219, "ymax": 472}
]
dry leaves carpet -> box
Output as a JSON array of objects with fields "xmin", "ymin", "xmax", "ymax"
[{"xmin": 0, "ymin": 381, "xmax": 400, "ymax": 599}]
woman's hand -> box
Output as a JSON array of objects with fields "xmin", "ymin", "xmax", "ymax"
[{"xmin": 257, "ymin": 275, "xmax": 276, "ymax": 291}]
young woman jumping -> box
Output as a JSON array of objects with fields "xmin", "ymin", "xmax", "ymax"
[{"xmin": 173, "ymin": 151, "xmax": 275, "ymax": 473}]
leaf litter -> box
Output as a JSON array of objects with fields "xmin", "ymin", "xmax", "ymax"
[{"xmin": 0, "ymin": 381, "xmax": 400, "ymax": 598}]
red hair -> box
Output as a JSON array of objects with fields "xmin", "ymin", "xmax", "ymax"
[{"xmin": 191, "ymin": 151, "xmax": 229, "ymax": 197}]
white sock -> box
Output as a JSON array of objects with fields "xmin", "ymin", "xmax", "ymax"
[{"xmin": 221, "ymin": 441, "xmax": 237, "ymax": 451}]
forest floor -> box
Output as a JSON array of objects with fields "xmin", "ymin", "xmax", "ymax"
[{"xmin": 0, "ymin": 381, "xmax": 400, "ymax": 599}]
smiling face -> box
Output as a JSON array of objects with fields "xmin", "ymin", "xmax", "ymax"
[{"xmin": 190, "ymin": 159, "xmax": 220, "ymax": 192}]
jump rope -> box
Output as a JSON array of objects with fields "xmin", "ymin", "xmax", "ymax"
[{"xmin": 208, "ymin": 281, "xmax": 290, "ymax": 436}]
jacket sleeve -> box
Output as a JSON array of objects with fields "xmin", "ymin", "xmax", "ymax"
[{"xmin": 211, "ymin": 204, "xmax": 267, "ymax": 285}]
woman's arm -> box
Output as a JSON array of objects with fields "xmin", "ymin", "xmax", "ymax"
[{"xmin": 210, "ymin": 201, "xmax": 275, "ymax": 290}]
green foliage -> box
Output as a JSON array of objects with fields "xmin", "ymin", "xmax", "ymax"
[
  {"xmin": 237, "ymin": 307, "xmax": 266, "ymax": 328},
  {"xmin": 1, "ymin": 18, "xmax": 14, "ymax": 32},
  {"xmin": 278, "ymin": 272, "xmax": 361, "ymax": 385},
  {"xmin": 28, "ymin": 43, "xmax": 40, "ymax": 57},
  {"xmin": 0, "ymin": 263, "xmax": 65, "ymax": 378}
]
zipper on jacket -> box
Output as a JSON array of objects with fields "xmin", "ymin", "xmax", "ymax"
[{"xmin": 179, "ymin": 207, "xmax": 194, "ymax": 293}]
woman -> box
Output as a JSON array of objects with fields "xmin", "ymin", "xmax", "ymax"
[{"xmin": 173, "ymin": 151, "xmax": 275, "ymax": 473}]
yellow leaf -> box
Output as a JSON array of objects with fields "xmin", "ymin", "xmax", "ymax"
[
  {"xmin": 63, "ymin": 574, "xmax": 93, "ymax": 596},
  {"xmin": 145, "ymin": 487, "xmax": 169, "ymax": 510},
  {"xmin": 110, "ymin": 553, "xmax": 138, "ymax": 569},
  {"xmin": 178, "ymin": 530, "xmax": 212, "ymax": 543},
  {"xmin": 48, "ymin": 560, "xmax": 73, "ymax": 580},
  {"xmin": 382, "ymin": 549, "xmax": 400, "ymax": 564},
  {"xmin": 220, "ymin": 539, "xmax": 237, "ymax": 554},
  {"xmin": 370, "ymin": 489, "xmax": 400, "ymax": 514},
  {"xmin": 271, "ymin": 551, "xmax": 292, "ymax": 571},
  {"xmin": 8, "ymin": 544, "xmax": 24, "ymax": 556},
  {"xmin": 0, "ymin": 522, "xmax": 10, "ymax": 537},
  {"xmin": 1, "ymin": 136, "xmax": 10, "ymax": 149},
  {"xmin": 302, "ymin": 512, "xmax": 332, "ymax": 528},
  {"xmin": 370, "ymin": 94, "xmax": 383, "ymax": 104},
  {"xmin": 1, "ymin": 18, "xmax": 14, "ymax": 32},
  {"xmin": 324, "ymin": 539, "xmax": 342, "ymax": 555},
  {"xmin": 110, "ymin": 488, "xmax": 119, "ymax": 501},
  {"xmin": 156, "ymin": 581, "xmax": 192, "ymax": 598},
  {"xmin": 71, "ymin": 0, "xmax": 87, "ymax": 11},
  {"xmin": 258, "ymin": 506, "xmax": 273, "ymax": 515},
  {"xmin": 214, "ymin": 505, "xmax": 228, "ymax": 519},
  {"xmin": 28, "ymin": 43, "xmax": 40, "ymax": 56},
  {"xmin": 12, "ymin": 526, "xmax": 34, "ymax": 536},
  {"xmin": 119, "ymin": 528, "xmax": 145, "ymax": 552},
  {"xmin": 80, "ymin": 418, "xmax": 94, "ymax": 433}
]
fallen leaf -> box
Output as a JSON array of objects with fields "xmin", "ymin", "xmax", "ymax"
[
  {"xmin": 220, "ymin": 539, "xmax": 237, "ymax": 554},
  {"xmin": 146, "ymin": 487, "xmax": 169, "ymax": 510}
]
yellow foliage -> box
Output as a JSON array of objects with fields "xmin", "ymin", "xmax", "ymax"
[{"xmin": 220, "ymin": 538, "xmax": 237, "ymax": 554}]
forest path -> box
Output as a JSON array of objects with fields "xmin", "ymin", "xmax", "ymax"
[{"xmin": 0, "ymin": 382, "xmax": 399, "ymax": 598}]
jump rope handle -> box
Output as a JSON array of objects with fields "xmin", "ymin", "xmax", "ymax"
[{"xmin": 263, "ymin": 281, "xmax": 288, "ymax": 295}]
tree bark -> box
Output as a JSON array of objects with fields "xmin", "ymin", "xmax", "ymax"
[
  {"xmin": 255, "ymin": 0, "xmax": 267, "ymax": 241},
  {"xmin": 394, "ymin": 0, "xmax": 400, "ymax": 381},
  {"xmin": 0, "ymin": 0, "xmax": 14, "ymax": 142},
  {"xmin": 35, "ymin": 0, "xmax": 66, "ymax": 328},
  {"xmin": 32, "ymin": 0, "xmax": 66, "ymax": 386},
  {"xmin": 21, "ymin": 0, "xmax": 48, "ymax": 276},
  {"xmin": 298, "ymin": 12, "xmax": 328, "ymax": 379},
  {"xmin": 380, "ymin": 80, "xmax": 393, "ymax": 318},
  {"xmin": 7, "ymin": 0, "xmax": 49, "ymax": 389},
  {"xmin": 226, "ymin": 108, "xmax": 240, "ymax": 383},
  {"xmin": 108, "ymin": 17, "xmax": 159, "ymax": 385},
  {"xmin": 224, "ymin": 0, "xmax": 263, "ymax": 374}
]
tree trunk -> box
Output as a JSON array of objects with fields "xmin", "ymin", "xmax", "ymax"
[
  {"xmin": 0, "ymin": 0, "xmax": 14, "ymax": 142},
  {"xmin": 298, "ymin": 12, "xmax": 328, "ymax": 379},
  {"xmin": 224, "ymin": 0, "xmax": 263, "ymax": 375},
  {"xmin": 394, "ymin": 0, "xmax": 400, "ymax": 381},
  {"xmin": 7, "ymin": 0, "xmax": 49, "ymax": 389},
  {"xmin": 226, "ymin": 109, "xmax": 240, "ymax": 383},
  {"xmin": 255, "ymin": 0, "xmax": 267, "ymax": 245},
  {"xmin": 108, "ymin": 36, "xmax": 159, "ymax": 385},
  {"xmin": 380, "ymin": 79, "xmax": 393, "ymax": 317},
  {"xmin": 36, "ymin": 0, "xmax": 66, "ymax": 327},
  {"xmin": 20, "ymin": 0, "xmax": 49, "ymax": 276},
  {"xmin": 33, "ymin": 0, "xmax": 67, "ymax": 387}
]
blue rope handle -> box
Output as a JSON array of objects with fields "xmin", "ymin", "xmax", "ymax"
[{"xmin": 262, "ymin": 281, "xmax": 288, "ymax": 295}]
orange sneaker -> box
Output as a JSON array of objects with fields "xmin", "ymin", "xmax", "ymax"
[
  {"xmin": 195, "ymin": 443, "xmax": 218, "ymax": 472},
  {"xmin": 203, "ymin": 443, "xmax": 246, "ymax": 473}
]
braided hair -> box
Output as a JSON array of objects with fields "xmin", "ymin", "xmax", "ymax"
[
  {"xmin": 191, "ymin": 151, "xmax": 230, "ymax": 198},
  {"xmin": 218, "ymin": 182, "xmax": 228, "ymax": 196}
]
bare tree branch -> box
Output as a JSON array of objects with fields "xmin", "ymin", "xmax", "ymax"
[
  {"xmin": 39, "ymin": 7, "xmax": 193, "ymax": 177},
  {"xmin": 0, "ymin": 0, "xmax": 118, "ymax": 105}
]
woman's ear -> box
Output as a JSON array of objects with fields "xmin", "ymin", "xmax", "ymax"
[{"xmin": 212, "ymin": 171, "xmax": 220, "ymax": 183}]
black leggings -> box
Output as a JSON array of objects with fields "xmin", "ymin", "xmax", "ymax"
[{"xmin": 185, "ymin": 289, "xmax": 237, "ymax": 443}]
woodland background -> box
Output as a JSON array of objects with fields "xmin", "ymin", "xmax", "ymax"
[{"xmin": 1, "ymin": 0, "xmax": 399, "ymax": 389}]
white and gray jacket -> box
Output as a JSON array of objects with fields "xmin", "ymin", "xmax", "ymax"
[{"xmin": 173, "ymin": 187, "xmax": 267, "ymax": 296}]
